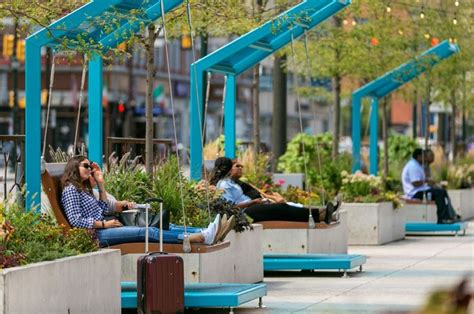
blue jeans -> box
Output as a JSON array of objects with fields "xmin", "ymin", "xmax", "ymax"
[{"xmin": 96, "ymin": 225, "xmax": 202, "ymax": 247}]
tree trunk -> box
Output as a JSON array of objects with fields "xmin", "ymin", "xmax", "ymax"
[
  {"xmin": 252, "ymin": 64, "xmax": 261, "ymax": 159},
  {"xmin": 424, "ymin": 76, "xmax": 431, "ymax": 150},
  {"xmin": 272, "ymin": 54, "xmax": 287, "ymax": 171},
  {"xmin": 451, "ymin": 88, "xmax": 457, "ymax": 161},
  {"xmin": 145, "ymin": 23, "xmax": 157, "ymax": 177},
  {"xmin": 332, "ymin": 73, "xmax": 341, "ymax": 158},
  {"xmin": 331, "ymin": 16, "xmax": 342, "ymax": 159},
  {"xmin": 412, "ymin": 89, "xmax": 417, "ymax": 139}
]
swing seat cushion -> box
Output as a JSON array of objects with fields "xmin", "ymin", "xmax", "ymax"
[
  {"xmin": 405, "ymin": 221, "xmax": 467, "ymax": 234},
  {"xmin": 263, "ymin": 253, "xmax": 366, "ymax": 271}
]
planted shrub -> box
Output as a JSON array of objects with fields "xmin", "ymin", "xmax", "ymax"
[{"xmin": 1, "ymin": 199, "xmax": 98, "ymax": 269}]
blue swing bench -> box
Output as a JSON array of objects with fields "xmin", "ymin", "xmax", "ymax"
[
  {"xmin": 260, "ymin": 221, "xmax": 367, "ymax": 277},
  {"xmin": 405, "ymin": 221, "xmax": 468, "ymax": 236},
  {"xmin": 264, "ymin": 253, "xmax": 366, "ymax": 277},
  {"xmin": 121, "ymin": 281, "xmax": 267, "ymax": 312}
]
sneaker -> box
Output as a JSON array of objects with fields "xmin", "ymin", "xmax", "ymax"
[
  {"xmin": 325, "ymin": 202, "xmax": 336, "ymax": 224},
  {"xmin": 216, "ymin": 215, "xmax": 236, "ymax": 243},
  {"xmin": 202, "ymin": 213, "xmax": 221, "ymax": 245}
]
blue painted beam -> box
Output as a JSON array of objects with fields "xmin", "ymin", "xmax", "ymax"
[
  {"xmin": 369, "ymin": 98, "xmax": 378, "ymax": 175},
  {"xmin": 224, "ymin": 75, "xmax": 237, "ymax": 159},
  {"xmin": 352, "ymin": 95, "xmax": 362, "ymax": 172},
  {"xmin": 189, "ymin": 0, "xmax": 351, "ymax": 179},
  {"xmin": 88, "ymin": 54, "xmax": 103, "ymax": 166},
  {"xmin": 25, "ymin": 42, "xmax": 42, "ymax": 210}
]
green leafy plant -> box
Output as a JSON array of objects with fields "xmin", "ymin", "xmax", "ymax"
[
  {"xmin": 105, "ymin": 152, "xmax": 153, "ymax": 203},
  {"xmin": 1, "ymin": 198, "xmax": 99, "ymax": 269},
  {"xmin": 434, "ymin": 162, "xmax": 473, "ymax": 189},
  {"xmin": 277, "ymin": 133, "xmax": 352, "ymax": 197},
  {"xmin": 340, "ymin": 170, "xmax": 401, "ymax": 208}
]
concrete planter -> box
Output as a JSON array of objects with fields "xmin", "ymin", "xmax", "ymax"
[
  {"xmin": 122, "ymin": 224, "xmax": 263, "ymax": 284},
  {"xmin": 342, "ymin": 202, "xmax": 405, "ymax": 245},
  {"xmin": 0, "ymin": 250, "xmax": 121, "ymax": 314},
  {"xmin": 448, "ymin": 189, "xmax": 474, "ymax": 220},
  {"xmin": 261, "ymin": 211, "xmax": 348, "ymax": 254}
]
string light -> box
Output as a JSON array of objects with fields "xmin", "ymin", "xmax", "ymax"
[
  {"xmin": 453, "ymin": 13, "xmax": 457, "ymax": 25},
  {"xmin": 386, "ymin": 5, "xmax": 392, "ymax": 13},
  {"xmin": 424, "ymin": 32, "xmax": 430, "ymax": 39},
  {"xmin": 454, "ymin": 0, "xmax": 459, "ymax": 6},
  {"xmin": 398, "ymin": 29, "xmax": 404, "ymax": 35},
  {"xmin": 343, "ymin": 19, "xmax": 348, "ymax": 25},
  {"xmin": 351, "ymin": 19, "xmax": 357, "ymax": 26},
  {"xmin": 420, "ymin": 8, "xmax": 425, "ymax": 19}
]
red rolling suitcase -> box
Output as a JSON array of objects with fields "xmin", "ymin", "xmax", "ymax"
[
  {"xmin": 136, "ymin": 198, "xmax": 185, "ymax": 314},
  {"xmin": 137, "ymin": 252, "xmax": 184, "ymax": 314}
]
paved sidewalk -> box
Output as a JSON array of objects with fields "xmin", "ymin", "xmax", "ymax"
[{"xmin": 236, "ymin": 220, "xmax": 474, "ymax": 313}]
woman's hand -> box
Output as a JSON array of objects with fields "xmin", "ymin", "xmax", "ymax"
[
  {"xmin": 104, "ymin": 219, "xmax": 122, "ymax": 228},
  {"xmin": 117, "ymin": 201, "xmax": 136, "ymax": 212}
]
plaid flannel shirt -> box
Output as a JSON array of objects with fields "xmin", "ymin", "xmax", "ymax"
[{"xmin": 61, "ymin": 184, "xmax": 109, "ymax": 228}]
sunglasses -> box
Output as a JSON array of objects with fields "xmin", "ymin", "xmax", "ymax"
[{"xmin": 80, "ymin": 163, "xmax": 94, "ymax": 171}]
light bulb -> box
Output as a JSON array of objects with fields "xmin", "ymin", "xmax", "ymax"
[
  {"xmin": 420, "ymin": 11, "xmax": 425, "ymax": 19},
  {"xmin": 453, "ymin": 17, "xmax": 457, "ymax": 25},
  {"xmin": 352, "ymin": 20, "xmax": 357, "ymax": 26},
  {"xmin": 424, "ymin": 33, "xmax": 430, "ymax": 39},
  {"xmin": 398, "ymin": 29, "xmax": 404, "ymax": 35},
  {"xmin": 343, "ymin": 19, "xmax": 348, "ymax": 25},
  {"xmin": 455, "ymin": 0, "xmax": 459, "ymax": 6},
  {"xmin": 386, "ymin": 6, "xmax": 391, "ymax": 13}
]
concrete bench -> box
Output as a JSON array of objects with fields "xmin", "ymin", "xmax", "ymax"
[
  {"xmin": 260, "ymin": 210, "xmax": 348, "ymax": 254},
  {"xmin": 342, "ymin": 202, "xmax": 406, "ymax": 245},
  {"xmin": 403, "ymin": 199, "xmax": 437, "ymax": 223},
  {"xmin": 406, "ymin": 221, "xmax": 468, "ymax": 236},
  {"xmin": 122, "ymin": 225, "xmax": 263, "ymax": 284}
]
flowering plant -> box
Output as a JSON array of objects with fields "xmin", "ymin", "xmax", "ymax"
[{"xmin": 340, "ymin": 171, "xmax": 401, "ymax": 207}]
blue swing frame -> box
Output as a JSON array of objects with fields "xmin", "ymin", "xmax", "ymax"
[
  {"xmin": 351, "ymin": 40, "xmax": 460, "ymax": 175},
  {"xmin": 189, "ymin": 0, "xmax": 351, "ymax": 180},
  {"xmin": 25, "ymin": 0, "xmax": 183, "ymax": 210}
]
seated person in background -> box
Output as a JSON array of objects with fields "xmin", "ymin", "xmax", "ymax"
[
  {"xmin": 210, "ymin": 157, "xmax": 339, "ymax": 224},
  {"xmin": 60, "ymin": 156, "xmax": 234, "ymax": 247},
  {"xmin": 401, "ymin": 148, "xmax": 459, "ymax": 224}
]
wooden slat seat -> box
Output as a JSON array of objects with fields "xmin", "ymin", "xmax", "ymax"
[
  {"xmin": 404, "ymin": 199, "xmax": 436, "ymax": 205},
  {"xmin": 259, "ymin": 221, "xmax": 340, "ymax": 230},
  {"xmin": 41, "ymin": 163, "xmax": 230, "ymax": 255}
]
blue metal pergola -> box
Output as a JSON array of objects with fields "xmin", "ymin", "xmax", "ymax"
[
  {"xmin": 25, "ymin": 0, "xmax": 183, "ymax": 210},
  {"xmin": 351, "ymin": 40, "xmax": 460, "ymax": 175},
  {"xmin": 189, "ymin": 0, "xmax": 351, "ymax": 180}
]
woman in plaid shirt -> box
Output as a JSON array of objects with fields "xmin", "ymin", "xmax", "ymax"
[{"xmin": 60, "ymin": 156, "xmax": 232, "ymax": 247}]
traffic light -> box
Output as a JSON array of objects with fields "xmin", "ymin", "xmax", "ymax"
[
  {"xmin": 180, "ymin": 27, "xmax": 191, "ymax": 50},
  {"xmin": 17, "ymin": 40, "xmax": 25, "ymax": 62},
  {"xmin": 117, "ymin": 102, "xmax": 125, "ymax": 113},
  {"xmin": 2, "ymin": 34, "xmax": 14, "ymax": 58}
]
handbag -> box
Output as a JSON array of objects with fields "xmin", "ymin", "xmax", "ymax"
[{"xmin": 119, "ymin": 209, "xmax": 170, "ymax": 230}]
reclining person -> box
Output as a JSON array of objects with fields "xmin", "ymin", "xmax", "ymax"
[
  {"xmin": 210, "ymin": 157, "xmax": 339, "ymax": 224},
  {"xmin": 60, "ymin": 156, "xmax": 234, "ymax": 247},
  {"xmin": 401, "ymin": 148, "xmax": 459, "ymax": 224}
]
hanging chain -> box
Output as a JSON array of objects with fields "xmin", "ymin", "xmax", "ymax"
[
  {"xmin": 73, "ymin": 54, "xmax": 88, "ymax": 156},
  {"xmin": 303, "ymin": 31, "xmax": 326, "ymax": 206},
  {"xmin": 42, "ymin": 54, "xmax": 56, "ymax": 158}
]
